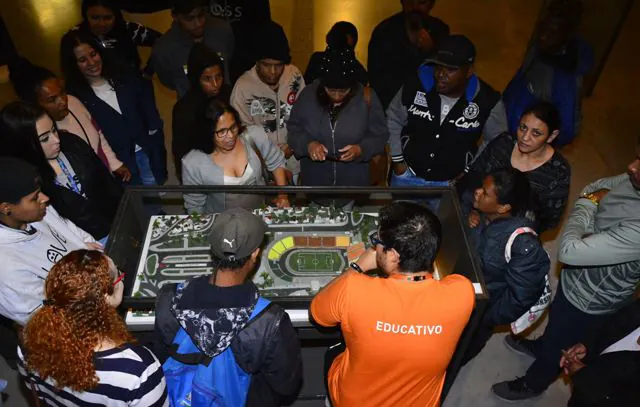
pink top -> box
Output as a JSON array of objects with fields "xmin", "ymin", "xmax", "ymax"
[{"xmin": 56, "ymin": 95, "xmax": 123, "ymax": 171}]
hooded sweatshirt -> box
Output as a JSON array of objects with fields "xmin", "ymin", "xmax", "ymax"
[
  {"xmin": 172, "ymin": 44, "xmax": 231, "ymax": 181},
  {"xmin": 158, "ymin": 276, "xmax": 302, "ymax": 407},
  {"xmin": 151, "ymin": 16, "xmax": 234, "ymax": 98},
  {"xmin": 230, "ymin": 65, "xmax": 305, "ymax": 175},
  {"xmin": 0, "ymin": 206, "xmax": 95, "ymax": 325}
]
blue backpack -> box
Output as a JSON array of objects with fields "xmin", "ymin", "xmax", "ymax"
[{"xmin": 162, "ymin": 296, "xmax": 271, "ymax": 407}]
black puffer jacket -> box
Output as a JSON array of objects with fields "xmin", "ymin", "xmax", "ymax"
[
  {"xmin": 155, "ymin": 277, "xmax": 302, "ymax": 407},
  {"xmin": 43, "ymin": 131, "xmax": 123, "ymax": 240},
  {"xmin": 470, "ymin": 217, "xmax": 549, "ymax": 325}
]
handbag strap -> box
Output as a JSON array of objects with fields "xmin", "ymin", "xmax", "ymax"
[{"xmin": 504, "ymin": 227, "xmax": 538, "ymax": 263}]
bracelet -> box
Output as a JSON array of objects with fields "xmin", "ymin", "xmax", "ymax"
[
  {"xmin": 580, "ymin": 193, "xmax": 599, "ymax": 206},
  {"xmin": 349, "ymin": 262, "xmax": 364, "ymax": 273}
]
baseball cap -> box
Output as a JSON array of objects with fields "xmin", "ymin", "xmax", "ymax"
[
  {"xmin": 0, "ymin": 157, "xmax": 41, "ymax": 204},
  {"xmin": 209, "ymin": 208, "xmax": 267, "ymax": 261},
  {"xmin": 424, "ymin": 34, "xmax": 476, "ymax": 68}
]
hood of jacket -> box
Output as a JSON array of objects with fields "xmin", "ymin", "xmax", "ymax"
[
  {"xmin": 171, "ymin": 276, "xmax": 259, "ymax": 358},
  {"xmin": 0, "ymin": 221, "xmax": 40, "ymax": 244}
]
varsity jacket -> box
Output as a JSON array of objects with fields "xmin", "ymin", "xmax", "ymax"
[
  {"xmin": 155, "ymin": 277, "xmax": 303, "ymax": 407},
  {"xmin": 559, "ymin": 174, "xmax": 640, "ymax": 315},
  {"xmin": 387, "ymin": 64, "xmax": 506, "ymax": 182},
  {"xmin": 230, "ymin": 65, "xmax": 305, "ymax": 174}
]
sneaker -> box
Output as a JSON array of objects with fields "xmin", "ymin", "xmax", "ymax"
[
  {"xmin": 504, "ymin": 335, "xmax": 536, "ymax": 358},
  {"xmin": 492, "ymin": 377, "xmax": 542, "ymax": 402}
]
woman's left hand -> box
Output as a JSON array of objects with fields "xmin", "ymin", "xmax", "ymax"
[
  {"xmin": 114, "ymin": 165, "xmax": 132, "ymax": 182},
  {"xmin": 339, "ymin": 145, "xmax": 362, "ymax": 162},
  {"xmin": 275, "ymin": 194, "xmax": 290, "ymax": 208}
]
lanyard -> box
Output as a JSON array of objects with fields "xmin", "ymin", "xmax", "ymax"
[{"xmin": 56, "ymin": 157, "xmax": 83, "ymax": 196}]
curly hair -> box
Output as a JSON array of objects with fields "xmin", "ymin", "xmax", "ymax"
[{"xmin": 23, "ymin": 250, "xmax": 133, "ymax": 391}]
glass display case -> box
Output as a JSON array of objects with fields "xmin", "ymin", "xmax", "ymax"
[{"xmin": 106, "ymin": 185, "xmax": 488, "ymax": 401}]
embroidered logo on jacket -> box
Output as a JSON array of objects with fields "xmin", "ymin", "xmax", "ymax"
[
  {"xmin": 463, "ymin": 102, "xmax": 480, "ymax": 120},
  {"xmin": 408, "ymin": 105, "xmax": 434, "ymax": 121},
  {"xmin": 413, "ymin": 91, "xmax": 428, "ymax": 108}
]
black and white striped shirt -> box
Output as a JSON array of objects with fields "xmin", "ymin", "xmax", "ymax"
[{"xmin": 18, "ymin": 344, "xmax": 168, "ymax": 406}]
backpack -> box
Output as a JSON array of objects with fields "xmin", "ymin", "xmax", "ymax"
[
  {"xmin": 505, "ymin": 227, "xmax": 553, "ymax": 334},
  {"xmin": 162, "ymin": 290, "xmax": 271, "ymax": 407}
]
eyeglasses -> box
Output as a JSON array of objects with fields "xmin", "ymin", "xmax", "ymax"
[
  {"xmin": 113, "ymin": 269, "xmax": 125, "ymax": 286},
  {"xmin": 369, "ymin": 231, "xmax": 386, "ymax": 248},
  {"xmin": 214, "ymin": 123, "xmax": 240, "ymax": 140}
]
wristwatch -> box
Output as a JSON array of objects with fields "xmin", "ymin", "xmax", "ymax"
[
  {"xmin": 349, "ymin": 262, "xmax": 364, "ymax": 273},
  {"xmin": 580, "ymin": 192, "xmax": 599, "ymax": 206}
]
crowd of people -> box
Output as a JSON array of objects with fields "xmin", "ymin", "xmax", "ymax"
[{"xmin": 0, "ymin": 0, "xmax": 638, "ymax": 406}]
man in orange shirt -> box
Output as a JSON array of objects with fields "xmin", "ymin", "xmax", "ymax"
[{"xmin": 311, "ymin": 201, "xmax": 475, "ymax": 407}]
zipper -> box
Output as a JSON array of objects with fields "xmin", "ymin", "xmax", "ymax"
[
  {"xmin": 274, "ymin": 88, "xmax": 282, "ymax": 145},
  {"xmin": 329, "ymin": 117, "xmax": 338, "ymax": 186}
]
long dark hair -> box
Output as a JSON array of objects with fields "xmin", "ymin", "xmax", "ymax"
[
  {"xmin": 193, "ymin": 100, "xmax": 246, "ymax": 154},
  {"xmin": 8, "ymin": 58, "xmax": 57, "ymax": 103},
  {"xmin": 0, "ymin": 101, "xmax": 55, "ymax": 181},
  {"xmin": 60, "ymin": 30, "xmax": 121, "ymax": 94},
  {"xmin": 79, "ymin": 0, "xmax": 141, "ymax": 69}
]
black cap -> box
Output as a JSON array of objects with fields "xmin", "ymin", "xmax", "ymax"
[
  {"xmin": 0, "ymin": 157, "xmax": 40, "ymax": 204},
  {"xmin": 209, "ymin": 208, "xmax": 267, "ymax": 261},
  {"xmin": 425, "ymin": 34, "xmax": 476, "ymax": 68}
]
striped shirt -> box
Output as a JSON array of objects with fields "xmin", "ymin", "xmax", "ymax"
[{"xmin": 18, "ymin": 344, "xmax": 168, "ymax": 406}]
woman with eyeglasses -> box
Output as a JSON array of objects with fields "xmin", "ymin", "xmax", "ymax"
[
  {"xmin": 182, "ymin": 100, "xmax": 290, "ymax": 214},
  {"xmin": 288, "ymin": 47, "xmax": 387, "ymax": 207},
  {"xmin": 0, "ymin": 101, "xmax": 122, "ymax": 244},
  {"xmin": 18, "ymin": 250, "xmax": 169, "ymax": 406}
]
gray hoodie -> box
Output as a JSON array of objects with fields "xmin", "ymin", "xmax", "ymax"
[{"xmin": 0, "ymin": 206, "xmax": 94, "ymax": 324}]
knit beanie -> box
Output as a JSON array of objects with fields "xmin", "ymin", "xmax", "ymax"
[
  {"xmin": 254, "ymin": 21, "xmax": 291, "ymax": 64},
  {"xmin": 319, "ymin": 47, "xmax": 358, "ymax": 89}
]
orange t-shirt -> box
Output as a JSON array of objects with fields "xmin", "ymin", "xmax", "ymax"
[{"xmin": 310, "ymin": 271, "xmax": 475, "ymax": 407}]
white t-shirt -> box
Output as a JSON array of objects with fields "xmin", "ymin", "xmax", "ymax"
[{"xmin": 601, "ymin": 326, "xmax": 640, "ymax": 355}]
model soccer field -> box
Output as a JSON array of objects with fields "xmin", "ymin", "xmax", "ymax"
[
  {"xmin": 130, "ymin": 206, "xmax": 379, "ymax": 301},
  {"xmin": 287, "ymin": 251, "xmax": 345, "ymax": 274}
]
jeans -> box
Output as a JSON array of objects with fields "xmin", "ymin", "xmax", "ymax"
[
  {"xmin": 523, "ymin": 281, "xmax": 608, "ymax": 393},
  {"xmin": 136, "ymin": 149, "xmax": 164, "ymax": 215},
  {"xmin": 390, "ymin": 167, "xmax": 449, "ymax": 212},
  {"xmin": 136, "ymin": 149, "xmax": 158, "ymax": 186}
]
